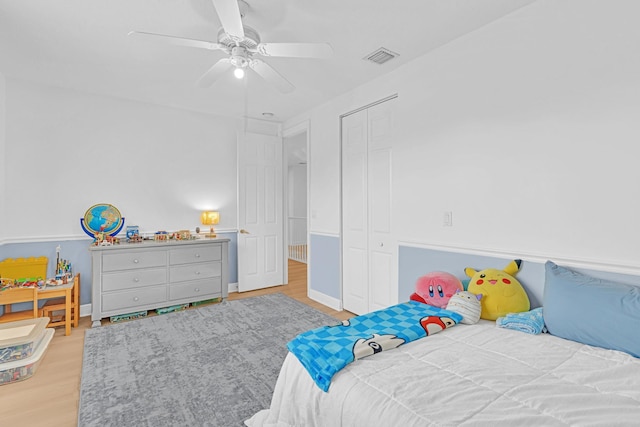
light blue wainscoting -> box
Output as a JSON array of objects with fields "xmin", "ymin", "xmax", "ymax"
[
  {"xmin": 309, "ymin": 233, "xmax": 341, "ymax": 301},
  {"xmin": 0, "ymin": 239, "xmax": 94, "ymax": 306},
  {"xmin": 0, "ymin": 232, "xmax": 238, "ymax": 311},
  {"xmin": 398, "ymin": 245, "xmax": 640, "ymax": 310},
  {"xmin": 398, "ymin": 246, "xmax": 546, "ymax": 308},
  {"xmin": 218, "ymin": 231, "xmax": 238, "ymax": 284}
]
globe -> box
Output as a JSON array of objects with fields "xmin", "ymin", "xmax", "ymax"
[{"xmin": 81, "ymin": 203, "xmax": 125, "ymax": 237}]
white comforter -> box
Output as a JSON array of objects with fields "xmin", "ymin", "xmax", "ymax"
[{"xmin": 246, "ymin": 321, "xmax": 640, "ymax": 426}]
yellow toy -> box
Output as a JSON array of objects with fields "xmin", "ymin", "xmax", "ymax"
[{"xmin": 465, "ymin": 259, "xmax": 530, "ymax": 320}]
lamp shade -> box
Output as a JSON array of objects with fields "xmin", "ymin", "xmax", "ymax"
[{"xmin": 201, "ymin": 211, "xmax": 220, "ymax": 226}]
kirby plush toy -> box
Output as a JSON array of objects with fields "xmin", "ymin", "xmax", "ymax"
[{"xmin": 410, "ymin": 271, "xmax": 464, "ymax": 308}]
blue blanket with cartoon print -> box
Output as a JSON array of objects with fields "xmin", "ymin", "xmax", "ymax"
[{"xmin": 287, "ymin": 301, "xmax": 462, "ymax": 392}]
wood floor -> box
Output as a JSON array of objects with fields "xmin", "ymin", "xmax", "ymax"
[{"xmin": 0, "ymin": 260, "xmax": 352, "ymax": 427}]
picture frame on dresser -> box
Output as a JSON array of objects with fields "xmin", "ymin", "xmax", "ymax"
[{"xmin": 89, "ymin": 238, "xmax": 229, "ymax": 327}]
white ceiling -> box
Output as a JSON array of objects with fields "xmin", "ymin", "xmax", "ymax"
[{"xmin": 0, "ymin": 0, "xmax": 537, "ymax": 122}]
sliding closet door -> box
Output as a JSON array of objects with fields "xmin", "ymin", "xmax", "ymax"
[
  {"xmin": 341, "ymin": 97, "xmax": 396, "ymax": 315},
  {"xmin": 367, "ymin": 100, "xmax": 395, "ymax": 312},
  {"xmin": 342, "ymin": 109, "xmax": 369, "ymax": 314}
]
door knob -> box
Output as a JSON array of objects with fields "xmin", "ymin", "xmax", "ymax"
[{"xmin": 240, "ymin": 229, "xmax": 251, "ymax": 234}]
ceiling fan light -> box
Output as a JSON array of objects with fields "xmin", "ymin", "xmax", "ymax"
[{"xmin": 234, "ymin": 67, "xmax": 245, "ymax": 79}]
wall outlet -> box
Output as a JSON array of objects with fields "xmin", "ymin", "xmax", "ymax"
[{"xmin": 443, "ymin": 211, "xmax": 453, "ymax": 227}]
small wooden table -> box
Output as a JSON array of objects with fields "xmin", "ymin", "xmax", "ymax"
[{"xmin": 37, "ymin": 282, "xmax": 73, "ymax": 336}]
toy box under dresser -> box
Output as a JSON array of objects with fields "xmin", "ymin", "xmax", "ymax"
[{"xmin": 89, "ymin": 239, "xmax": 229, "ymax": 327}]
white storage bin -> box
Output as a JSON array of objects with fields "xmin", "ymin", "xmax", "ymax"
[
  {"xmin": 0, "ymin": 328, "xmax": 54, "ymax": 385},
  {"xmin": 0, "ymin": 317, "xmax": 49, "ymax": 363}
]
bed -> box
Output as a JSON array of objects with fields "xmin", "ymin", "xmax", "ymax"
[{"xmin": 245, "ymin": 261, "xmax": 640, "ymax": 426}]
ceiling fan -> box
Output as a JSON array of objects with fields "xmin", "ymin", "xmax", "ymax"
[{"xmin": 129, "ymin": 0, "xmax": 333, "ymax": 93}]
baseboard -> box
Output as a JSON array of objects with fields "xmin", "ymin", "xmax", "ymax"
[
  {"xmin": 228, "ymin": 282, "xmax": 238, "ymax": 293},
  {"xmin": 80, "ymin": 303, "xmax": 91, "ymax": 317},
  {"xmin": 308, "ymin": 288, "xmax": 342, "ymax": 311}
]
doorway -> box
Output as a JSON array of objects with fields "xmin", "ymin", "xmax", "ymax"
[
  {"xmin": 283, "ymin": 123, "xmax": 309, "ymax": 290},
  {"xmin": 237, "ymin": 131, "xmax": 284, "ymax": 292}
]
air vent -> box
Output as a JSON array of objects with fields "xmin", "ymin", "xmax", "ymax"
[{"xmin": 363, "ymin": 47, "xmax": 399, "ymax": 65}]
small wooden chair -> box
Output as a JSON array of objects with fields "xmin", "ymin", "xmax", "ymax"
[
  {"xmin": 0, "ymin": 287, "xmax": 38, "ymax": 323},
  {"xmin": 40, "ymin": 273, "xmax": 80, "ymax": 328}
]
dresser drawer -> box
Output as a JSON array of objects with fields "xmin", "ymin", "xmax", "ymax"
[
  {"xmin": 90, "ymin": 239, "xmax": 229, "ymax": 325},
  {"xmin": 169, "ymin": 245, "xmax": 222, "ymax": 265},
  {"xmin": 102, "ymin": 250, "xmax": 166, "ymax": 272},
  {"xmin": 169, "ymin": 278, "xmax": 222, "ymax": 301},
  {"xmin": 102, "ymin": 286, "xmax": 167, "ymax": 312},
  {"xmin": 102, "ymin": 268, "xmax": 167, "ymax": 292},
  {"xmin": 169, "ymin": 262, "xmax": 222, "ymax": 283}
]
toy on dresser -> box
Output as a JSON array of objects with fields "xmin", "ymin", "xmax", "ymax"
[{"xmin": 92, "ymin": 225, "xmax": 120, "ymax": 246}]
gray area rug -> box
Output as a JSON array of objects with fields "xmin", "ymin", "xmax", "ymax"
[{"xmin": 78, "ymin": 293, "xmax": 338, "ymax": 427}]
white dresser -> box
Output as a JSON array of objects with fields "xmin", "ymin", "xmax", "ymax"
[{"xmin": 89, "ymin": 238, "xmax": 229, "ymax": 327}]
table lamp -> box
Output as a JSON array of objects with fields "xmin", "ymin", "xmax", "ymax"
[{"xmin": 200, "ymin": 211, "xmax": 220, "ymax": 238}]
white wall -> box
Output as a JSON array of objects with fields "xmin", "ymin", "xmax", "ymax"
[
  {"xmin": 0, "ymin": 72, "xmax": 5, "ymax": 241},
  {"xmin": 288, "ymin": 0, "xmax": 640, "ymax": 268},
  {"xmin": 4, "ymin": 79, "xmax": 241, "ymax": 240},
  {"xmin": 288, "ymin": 165, "xmax": 307, "ymax": 218}
]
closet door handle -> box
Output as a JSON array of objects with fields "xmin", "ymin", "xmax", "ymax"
[{"xmin": 240, "ymin": 229, "xmax": 250, "ymax": 234}]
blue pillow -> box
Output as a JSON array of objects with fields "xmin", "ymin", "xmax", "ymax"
[{"xmin": 543, "ymin": 261, "xmax": 640, "ymax": 358}]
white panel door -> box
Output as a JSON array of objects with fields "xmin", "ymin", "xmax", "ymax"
[
  {"xmin": 367, "ymin": 99, "xmax": 396, "ymax": 312},
  {"xmin": 341, "ymin": 109, "xmax": 369, "ymax": 314},
  {"xmin": 341, "ymin": 97, "xmax": 396, "ymax": 315},
  {"xmin": 238, "ymin": 131, "xmax": 284, "ymax": 292}
]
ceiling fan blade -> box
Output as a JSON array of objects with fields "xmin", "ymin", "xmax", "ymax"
[
  {"xmin": 211, "ymin": 0, "xmax": 245, "ymax": 39},
  {"xmin": 197, "ymin": 58, "xmax": 232, "ymax": 87},
  {"xmin": 256, "ymin": 43, "xmax": 334, "ymax": 59},
  {"xmin": 128, "ymin": 31, "xmax": 227, "ymax": 52},
  {"xmin": 249, "ymin": 59, "xmax": 295, "ymax": 94}
]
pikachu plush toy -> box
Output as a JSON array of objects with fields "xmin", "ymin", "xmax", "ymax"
[{"xmin": 465, "ymin": 259, "xmax": 530, "ymax": 320}]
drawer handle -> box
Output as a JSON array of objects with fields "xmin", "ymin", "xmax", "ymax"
[
  {"xmin": 133, "ymin": 296, "xmax": 139, "ymax": 302},
  {"xmin": 133, "ymin": 277, "xmax": 140, "ymax": 283},
  {"xmin": 195, "ymin": 253, "xmax": 201, "ymax": 258},
  {"xmin": 195, "ymin": 271, "xmax": 200, "ymax": 275},
  {"xmin": 194, "ymin": 288, "xmax": 200, "ymax": 292},
  {"xmin": 133, "ymin": 259, "xmax": 139, "ymax": 264}
]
